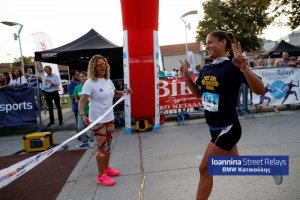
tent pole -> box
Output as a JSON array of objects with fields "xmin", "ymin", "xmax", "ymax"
[{"xmin": 35, "ymin": 61, "xmax": 43, "ymax": 131}]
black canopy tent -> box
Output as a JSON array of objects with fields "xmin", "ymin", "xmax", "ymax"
[
  {"xmin": 34, "ymin": 29, "xmax": 123, "ymax": 79},
  {"xmin": 260, "ymin": 40, "xmax": 300, "ymax": 58}
]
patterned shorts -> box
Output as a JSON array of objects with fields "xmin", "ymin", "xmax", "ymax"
[{"xmin": 92, "ymin": 121, "xmax": 115, "ymax": 154}]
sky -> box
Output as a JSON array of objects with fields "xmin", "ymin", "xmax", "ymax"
[{"xmin": 0, "ymin": 0, "xmax": 292, "ymax": 63}]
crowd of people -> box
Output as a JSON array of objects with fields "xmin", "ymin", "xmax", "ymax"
[
  {"xmin": 161, "ymin": 51, "xmax": 299, "ymax": 80},
  {"xmin": 0, "ymin": 67, "xmax": 40, "ymax": 88}
]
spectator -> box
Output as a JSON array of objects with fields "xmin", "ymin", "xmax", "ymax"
[
  {"xmin": 248, "ymin": 61, "xmax": 256, "ymax": 105},
  {"xmin": 9, "ymin": 67, "xmax": 27, "ymax": 87},
  {"xmin": 0, "ymin": 72, "xmax": 11, "ymax": 88},
  {"xmin": 175, "ymin": 69, "xmax": 180, "ymax": 77},
  {"xmin": 79, "ymin": 54, "xmax": 132, "ymax": 186},
  {"xmin": 25, "ymin": 67, "xmax": 42, "ymax": 88},
  {"xmin": 237, "ymin": 54, "xmax": 250, "ymax": 115},
  {"xmin": 282, "ymin": 52, "xmax": 290, "ymax": 66},
  {"xmin": 188, "ymin": 67, "xmax": 194, "ymax": 76},
  {"xmin": 257, "ymin": 58, "xmax": 265, "ymax": 68},
  {"xmin": 267, "ymin": 59, "xmax": 280, "ymax": 113},
  {"xmin": 25, "ymin": 67, "xmax": 42, "ymax": 111},
  {"xmin": 194, "ymin": 64, "xmax": 201, "ymax": 75},
  {"xmin": 249, "ymin": 60, "xmax": 257, "ymax": 69},
  {"xmin": 67, "ymin": 70, "xmax": 80, "ymax": 129},
  {"xmin": 288, "ymin": 56, "xmax": 297, "ymax": 67},
  {"xmin": 171, "ymin": 69, "xmax": 177, "ymax": 77},
  {"xmin": 42, "ymin": 66, "xmax": 63, "ymax": 126},
  {"xmin": 74, "ymin": 71, "xmax": 94, "ymax": 148},
  {"xmin": 254, "ymin": 59, "xmax": 266, "ymax": 111},
  {"xmin": 274, "ymin": 59, "xmax": 283, "ymax": 67},
  {"xmin": 268, "ymin": 58, "xmax": 275, "ymax": 67}
]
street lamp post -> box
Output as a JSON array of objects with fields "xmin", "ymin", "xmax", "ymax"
[
  {"xmin": 1, "ymin": 21, "xmax": 25, "ymax": 72},
  {"xmin": 180, "ymin": 10, "xmax": 198, "ymax": 60}
]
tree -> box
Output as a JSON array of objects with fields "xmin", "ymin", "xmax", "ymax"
[
  {"xmin": 272, "ymin": 0, "xmax": 300, "ymax": 30},
  {"xmin": 12, "ymin": 56, "xmax": 34, "ymax": 68},
  {"xmin": 196, "ymin": 0, "xmax": 272, "ymax": 51}
]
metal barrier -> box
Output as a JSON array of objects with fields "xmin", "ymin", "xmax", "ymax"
[{"xmin": 160, "ymin": 107, "xmax": 203, "ymax": 125}]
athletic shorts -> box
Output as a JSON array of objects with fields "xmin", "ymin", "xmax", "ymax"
[
  {"xmin": 209, "ymin": 121, "xmax": 241, "ymax": 151},
  {"xmin": 93, "ymin": 121, "xmax": 115, "ymax": 154}
]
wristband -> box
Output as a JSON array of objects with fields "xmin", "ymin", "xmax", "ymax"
[{"xmin": 240, "ymin": 67, "xmax": 249, "ymax": 73}]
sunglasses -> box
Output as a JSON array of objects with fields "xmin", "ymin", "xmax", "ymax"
[{"xmin": 97, "ymin": 61, "xmax": 106, "ymax": 65}]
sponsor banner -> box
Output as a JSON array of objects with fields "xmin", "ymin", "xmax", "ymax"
[
  {"xmin": 252, "ymin": 67, "xmax": 300, "ymax": 106},
  {"xmin": 31, "ymin": 32, "xmax": 53, "ymax": 51},
  {"xmin": 208, "ymin": 156, "xmax": 289, "ymax": 176},
  {"xmin": 0, "ymin": 87, "xmax": 36, "ymax": 128},
  {"xmin": 159, "ymin": 76, "xmax": 202, "ymax": 111},
  {"xmin": 122, "ymin": 30, "xmax": 131, "ymax": 134},
  {"xmin": 0, "ymin": 95, "xmax": 126, "ymax": 189},
  {"xmin": 153, "ymin": 31, "xmax": 161, "ymax": 130},
  {"xmin": 32, "ymin": 32, "xmax": 64, "ymax": 94}
]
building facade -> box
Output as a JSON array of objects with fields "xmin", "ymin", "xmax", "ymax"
[{"xmin": 160, "ymin": 42, "xmax": 205, "ymax": 72}]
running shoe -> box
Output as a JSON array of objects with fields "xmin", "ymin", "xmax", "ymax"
[
  {"xmin": 89, "ymin": 142, "xmax": 94, "ymax": 148},
  {"xmin": 96, "ymin": 173, "xmax": 116, "ymax": 186},
  {"xmin": 62, "ymin": 144, "xmax": 69, "ymax": 151},
  {"xmin": 272, "ymin": 175, "xmax": 283, "ymax": 185},
  {"xmin": 105, "ymin": 166, "xmax": 120, "ymax": 176},
  {"xmin": 76, "ymin": 143, "xmax": 88, "ymax": 148}
]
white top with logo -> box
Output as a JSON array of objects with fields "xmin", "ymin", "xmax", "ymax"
[{"xmin": 82, "ymin": 78, "xmax": 115, "ymax": 123}]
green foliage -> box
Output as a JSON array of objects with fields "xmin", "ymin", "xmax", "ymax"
[
  {"xmin": 272, "ymin": 0, "xmax": 300, "ymax": 29},
  {"xmin": 12, "ymin": 56, "xmax": 34, "ymax": 68},
  {"xmin": 196, "ymin": 0, "xmax": 273, "ymax": 51}
]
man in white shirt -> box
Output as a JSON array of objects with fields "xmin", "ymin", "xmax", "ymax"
[{"xmin": 42, "ymin": 66, "xmax": 63, "ymax": 126}]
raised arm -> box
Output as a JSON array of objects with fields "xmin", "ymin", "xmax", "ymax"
[
  {"xmin": 180, "ymin": 60, "xmax": 202, "ymax": 98},
  {"xmin": 232, "ymin": 43, "xmax": 265, "ymax": 95}
]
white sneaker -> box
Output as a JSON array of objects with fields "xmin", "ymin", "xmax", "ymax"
[
  {"xmin": 89, "ymin": 142, "xmax": 94, "ymax": 148},
  {"xmin": 272, "ymin": 175, "xmax": 283, "ymax": 185}
]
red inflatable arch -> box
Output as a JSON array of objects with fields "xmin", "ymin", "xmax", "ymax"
[{"xmin": 120, "ymin": 0, "xmax": 160, "ymax": 133}]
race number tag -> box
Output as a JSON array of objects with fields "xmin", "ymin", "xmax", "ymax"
[{"xmin": 202, "ymin": 92, "xmax": 219, "ymax": 112}]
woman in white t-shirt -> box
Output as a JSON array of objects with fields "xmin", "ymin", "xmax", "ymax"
[
  {"xmin": 79, "ymin": 54, "xmax": 132, "ymax": 186},
  {"xmin": 9, "ymin": 67, "xmax": 28, "ymax": 87}
]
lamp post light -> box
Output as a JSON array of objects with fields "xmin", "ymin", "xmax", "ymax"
[
  {"xmin": 180, "ymin": 10, "xmax": 198, "ymax": 60},
  {"xmin": 1, "ymin": 21, "xmax": 25, "ymax": 72}
]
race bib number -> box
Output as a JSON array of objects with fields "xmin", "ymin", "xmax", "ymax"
[{"xmin": 202, "ymin": 92, "xmax": 219, "ymax": 112}]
